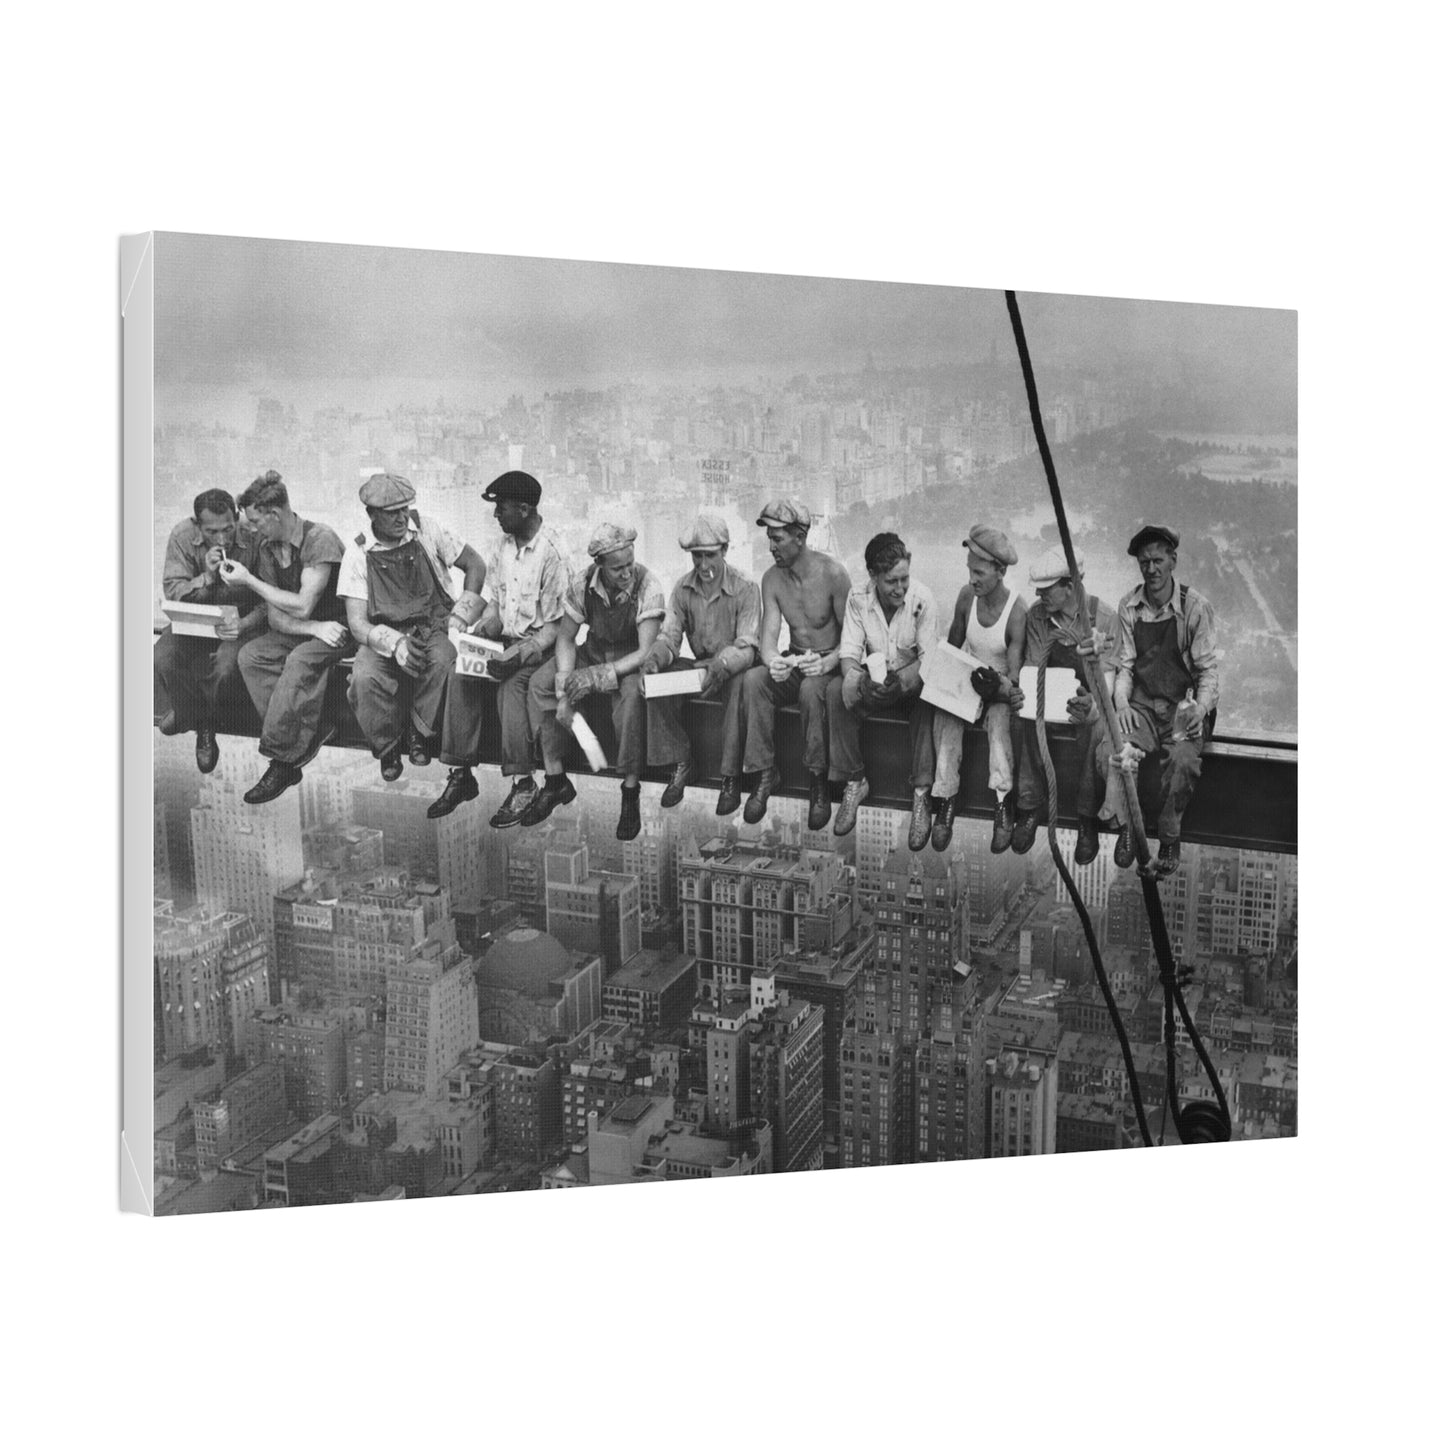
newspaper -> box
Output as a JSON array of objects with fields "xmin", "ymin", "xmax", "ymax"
[
  {"xmin": 161, "ymin": 600, "xmax": 239, "ymax": 639},
  {"xmin": 454, "ymin": 633, "xmax": 506, "ymax": 678},
  {"xmin": 1018, "ymin": 666, "xmax": 1080, "ymax": 723},
  {"xmin": 918, "ymin": 639, "xmax": 987, "ymax": 722}
]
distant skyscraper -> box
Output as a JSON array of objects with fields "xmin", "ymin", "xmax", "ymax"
[
  {"xmin": 873, "ymin": 849, "xmax": 969, "ymax": 1039},
  {"xmin": 839, "ymin": 1025, "xmax": 907, "ymax": 1169},
  {"xmin": 154, "ymin": 906, "xmax": 270, "ymax": 1061},
  {"xmin": 953, "ymin": 819, "xmax": 1028, "ymax": 945},
  {"xmin": 383, "ymin": 943, "xmax": 479, "ymax": 1098},
  {"xmin": 544, "ymin": 834, "xmax": 643, "ymax": 976},
  {"xmin": 855, "ymin": 807, "xmax": 904, "ymax": 903},
  {"xmin": 984, "ymin": 1048, "xmax": 1058, "ymax": 1157}
]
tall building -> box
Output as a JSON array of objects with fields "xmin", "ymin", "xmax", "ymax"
[
  {"xmin": 302, "ymin": 823, "xmax": 385, "ymax": 876},
  {"xmin": 247, "ymin": 1007, "xmax": 348, "ymax": 1120},
  {"xmin": 193, "ymin": 1061, "xmax": 287, "ymax": 1171},
  {"xmin": 953, "ymin": 818, "xmax": 1027, "ymax": 945},
  {"xmin": 873, "ymin": 849, "xmax": 969, "ymax": 1039},
  {"xmin": 621, "ymin": 812, "xmax": 680, "ymax": 919},
  {"xmin": 855, "ymin": 807, "xmax": 904, "ymax": 903},
  {"xmin": 297, "ymin": 750, "xmax": 376, "ymax": 830},
  {"xmin": 1052, "ymin": 830, "xmax": 1114, "ymax": 914},
  {"xmin": 839, "ymin": 1024, "xmax": 907, "ymax": 1169},
  {"xmin": 748, "ymin": 995, "xmax": 826, "ymax": 1172},
  {"xmin": 506, "ymin": 825, "xmax": 564, "ymax": 928},
  {"xmin": 383, "ymin": 941, "xmax": 480, "ymax": 1098},
  {"xmin": 1195, "ymin": 848, "xmax": 1285, "ymax": 958},
  {"xmin": 272, "ymin": 870, "xmax": 451, "ymax": 1004},
  {"xmin": 154, "ymin": 733, "xmax": 204, "ymax": 907},
  {"xmin": 984, "ymin": 1047, "xmax": 1058, "ymax": 1157},
  {"xmin": 491, "ymin": 1050, "xmax": 563, "ymax": 1163},
  {"xmin": 680, "ymin": 837, "xmax": 856, "ymax": 999},
  {"xmin": 544, "ymin": 835, "xmax": 643, "ymax": 976},
  {"xmin": 191, "ymin": 751, "xmax": 304, "ymax": 968},
  {"xmin": 154, "ymin": 906, "xmax": 270, "ymax": 1061}
]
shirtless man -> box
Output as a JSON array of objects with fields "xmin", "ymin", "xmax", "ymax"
[
  {"xmin": 738, "ymin": 500, "xmax": 852, "ymax": 829},
  {"xmin": 931, "ymin": 524, "xmax": 1027, "ymax": 853}
]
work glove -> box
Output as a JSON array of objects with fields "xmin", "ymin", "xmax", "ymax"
[
  {"xmin": 971, "ymin": 665, "xmax": 1004, "ymax": 703},
  {"xmin": 1066, "ymin": 689, "xmax": 1095, "ymax": 724},
  {"xmin": 699, "ymin": 656, "xmax": 731, "ymax": 697},
  {"xmin": 489, "ymin": 646, "xmax": 523, "ymax": 681}
]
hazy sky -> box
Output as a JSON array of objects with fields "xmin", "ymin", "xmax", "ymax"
[{"xmin": 154, "ymin": 231, "xmax": 1296, "ymax": 418}]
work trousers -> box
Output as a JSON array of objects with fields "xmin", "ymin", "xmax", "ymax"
[
  {"xmin": 530, "ymin": 657, "xmax": 646, "ymax": 778},
  {"xmin": 237, "ymin": 630, "xmax": 351, "ymax": 765},
  {"xmin": 1100, "ymin": 694, "xmax": 1212, "ymax": 844},
  {"xmin": 646, "ymin": 661, "xmax": 747, "ymax": 775},
  {"xmin": 439, "ymin": 649, "xmax": 543, "ymax": 777},
  {"xmin": 1017, "ymin": 712, "xmax": 1106, "ymax": 819},
  {"xmin": 153, "ymin": 628, "xmax": 247, "ymax": 730},
  {"xmin": 826, "ymin": 672, "xmax": 936, "ymax": 787},
  {"xmin": 348, "ymin": 622, "xmax": 457, "ymax": 759},
  {"xmin": 932, "ymin": 700, "xmax": 1014, "ymax": 800},
  {"xmin": 740, "ymin": 665, "xmax": 829, "ymax": 776}
]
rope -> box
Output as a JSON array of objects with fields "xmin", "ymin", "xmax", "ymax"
[
  {"xmin": 1030, "ymin": 664, "xmax": 1152, "ymax": 1141},
  {"xmin": 1004, "ymin": 289, "xmax": 1231, "ymax": 1146}
]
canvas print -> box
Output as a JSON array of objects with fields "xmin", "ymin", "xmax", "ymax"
[{"xmin": 142, "ymin": 234, "xmax": 1297, "ymax": 1213}]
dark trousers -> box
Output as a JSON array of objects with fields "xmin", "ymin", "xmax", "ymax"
[
  {"xmin": 153, "ymin": 628, "xmax": 247, "ymax": 730},
  {"xmin": 1099, "ymin": 694, "xmax": 1212, "ymax": 843},
  {"xmin": 825, "ymin": 672, "xmax": 935, "ymax": 787},
  {"xmin": 237, "ymin": 630, "xmax": 351, "ymax": 765},
  {"xmin": 647, "ymin": 661, "xmax": 747, "ymax": 775},
  {"xmin": 741, "ymin": 665, "xmax": 829, "ymax": 776},
  {"xmin": 348, "ymin": 622, "xmax": 457, "ymax": 758},
  {"xmin": 1017, "ymin": 713, "xmax": 1107, "ymax": 820},
  {"xmin": 530, "ymin": 657, "xmax": 646, "ymax": 777},
  {"xmin": 439, "ymin": 650, "xmax": 542, "ymax": 777}
]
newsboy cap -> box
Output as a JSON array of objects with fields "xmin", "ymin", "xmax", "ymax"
[
  {"xmin": 1029, "ymin": 547, "xmax": 1078, "ymax": 589},
  {"xmin": 482, "ymin": 470, "xmax": 543, "ymax": 507},
  {"xmin": 965, "ymin": 524, "xmax": 1017, "ymax": 568},
  {"xmin": 359, "ymin": 472, "xmax": 416, "ymax": 509},
  {"xmin": 679, "ymin": 513, "xmax": 730, "ymax": 551},
  {"xmin": 588, "ymin": 521, "xmax": 638, "ymax": 558},
  {"xmin": 757, "ymin": 499, "xmax": 812, "ymax": 531},
  {"xmin": 1127, "ymin": 523, "xmax": 1180, "ymax": 556}
]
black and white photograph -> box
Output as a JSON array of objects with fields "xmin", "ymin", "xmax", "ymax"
[{"xmin": 133, "ymin": 233, "xmax": 1297, "ymax": 1213}]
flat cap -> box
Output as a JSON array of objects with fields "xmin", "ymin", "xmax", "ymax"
[
  {"xmin": 1127, "ymin": 523, "xmax": 1180, "ymax": 556},
  {"xmin": 482, "ymin": 470, "xmax": 542, "ymax": 506},
  {"xmin": 679, "ymin": 513, "xmax": 730, "ymax": 551},
  {"xmin": 588, "ymin": 521, "xmax": 638, "ymax": 558},
  {"xmin": 359, "ymin": 472, "xmax": 416, "ymax": 509},
  {"xmin": 965, "ymin": 524, "xmax": 1017, "ymax": 568},
  {"xmin": 1029, "ymin": 547, "xmax": 1078, "ymax": 589},
  {"xmin": 756, "ymin": 499, "xmax": 812, "ymax": 531}
]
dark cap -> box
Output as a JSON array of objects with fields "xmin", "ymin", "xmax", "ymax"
[
  {"xmin": 1127, "ymin": 524, "xmax": 1180, "ymax": 556},
  {"xmin": 482, "ymin": 470, "xmax": 542, "ymax": 507}
]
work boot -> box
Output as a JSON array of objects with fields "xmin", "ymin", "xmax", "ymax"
[
  {"xmin": 408, "ymin": 726, "xmax": 432, "ymax": 768},
  {"xmin": 833, "ymin": 775, "xmax": 868, "ymax": 836},
  {"xmin": 243, "ymin": 759, "xmax": 303, "ymax": 805},
  {"xmin": 195, "ymin": 727, "xmax": 219, "ymax": 775},
  {"xmin": 1156, "ymin": 839, "xmax": 1181, "ymax": 875},
  {"xmin": 1074, "ymin": 818, "xmax": 1100, "ymax": 866},
  {"xmin": 519, "ymin": 773, "xmax": 577, "ymax": 826},
  {"xmin": 1011, "ymin": 806, "xmax": 1040, "ymax": 855},
  {"xmin": 931, "ymin": 795, "xmax": 957, "ymax": 853},
  {"xmin": 1114, "ymin": 824, "xmax": 1135, "ymax": 868},
  {"xmin": 379, "ymin": 742, "xmax": 404, "ymax": 783},
  {"xmin": 991, "ymin": 793, "xmax": 1016, "ymax": 854},
  {"xmin": 716, "ymin": 775, "xmax": 742, "ymax": 817},
  {"xmin": 617, "ymin": 783, "xmax": 642, "ymax": 841},
  {"xmin": 743, "ymin": 767, "xmax": 779, "ymax": 825},
  {"xmin": 488, "ymin": 776, "xmax": 537, "ymax": 828},
  {"xmin": 907, "ymin": 787, "xmax": 932, "ymax": 852},
  {"xmin": 427, "ymin": 767, "xmax": 479, "ymax": 818},
  {"xmin": 158, "ymin": 710, "xmax": 184, "ymax": 737},
  {"xmin": 809, "ymin": 773, "xmax": 833, "ymax": 832},
  {"xmin": 661, "ymin": 759, "xmax": 694, "ymax": 809}
]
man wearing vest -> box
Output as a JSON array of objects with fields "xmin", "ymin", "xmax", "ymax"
[
  {"xmin": 427, "ymin": 470, "xmax": 572, "ymax": 828},
  {"xmin": 1009, "ymin": 548, "xmax": 1119, "ymax": 866},
  {"xmin": 640, "ymin": 513, "xmax": 761, "ymax": 815},
  {"xmin": 930, "ymin": 524, "xmax": 1027, "ymax": 854},
  {"xmin": 525, "ymin": 521, "xmax": 666, "ymax": 841},
  {"xmin": 155, "ymin": 487, "xmax": 266, "ymax": 774},
  {"xmin": 1099, "ymin": 523, "xmax": 1219, "ymax": 875},
  {"xmin": 221, "ymin": 471, "xmax": 352, "ymax": 804},
  {"xmin": 337, "ymin": 473, "xmax": 488, "ymax": 781}
]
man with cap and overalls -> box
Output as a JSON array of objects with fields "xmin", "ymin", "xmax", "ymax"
[
  {"xmin": 427, "ymin": 470, "xmax": 572, "ymax": 828},
  {"xmin": 524, "ymin": 521, "xmax": 666, "ymax": 840},
  {"xmin": 220, "ymin": 470, "xmax": 352, "ymax": 804},
  {"xmin": 828, "ymin": 530, "xmax": 940, "ymax": 845},
  {"xmin": 337, "ymin": 472, "xmax": 488, "ymax": 781},
  {"xmin": 1093, "ymin": 523, "xmax": 1219, "ymax": 875},
  {"xmin": 640, "ymin": 513, "xmax": 761, "ymax": 815},
  {"xmin": 740, "ymin": 500, "xmax": 852, "ymax": 830},
  {"xmin": 155, "ymin": 486, "xmax": 265, "ymax": 775},
  {"xmin": 930, "ymin": 524, "xmax": 1028, "ymax": 854},
  {"xmin": 1008, "ymin": 547, "xmax": 1119, "ymax": 866}
]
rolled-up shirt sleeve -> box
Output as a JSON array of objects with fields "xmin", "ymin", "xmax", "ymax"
[
  {"xmin": 717, "ymin": 578, "xmax": 762, "ymax": 675},
  {"xmin": 1186, "ymin": 593, "xmax": 1220, "ymax": 715},
  {"xmin": 636, "ymin": 571, "xmax": 667, "ymax": 624},
  {"xmin": 654, "ymin": 581, "xmax": 689, "ymax": 667},
  {"xmin": 336, "ymin": 541, "xmax": 369, "ymax": 601},
  {"xmin": 838, "ymin": 591, "xmax": 868, "ymax": 666}
]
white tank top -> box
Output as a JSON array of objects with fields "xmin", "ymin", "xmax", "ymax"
[{"xmin": 964, "ymin": 584, "xmax": 1013, "ymax": 671}]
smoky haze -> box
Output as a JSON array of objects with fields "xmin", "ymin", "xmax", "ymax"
[{"xmin": 154, "ymin": 233, "xmax": 1296, "ymax": 431}]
